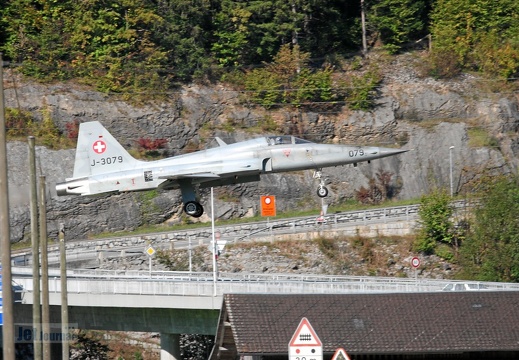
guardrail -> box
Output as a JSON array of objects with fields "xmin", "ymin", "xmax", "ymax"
[{"xmin": 11, "ymin": 201, "xmax": 473, "ymax": 267}]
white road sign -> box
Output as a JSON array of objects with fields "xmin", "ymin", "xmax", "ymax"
[{"xmin": 289, "ymin": 317, "xmax": 323, "ymax": 360}]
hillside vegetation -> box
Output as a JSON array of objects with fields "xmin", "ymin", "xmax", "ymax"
[{"xmin": 1, "ymin": 0, "xmax": 517, "ymax": 97}]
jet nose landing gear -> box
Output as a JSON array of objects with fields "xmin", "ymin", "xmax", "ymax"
[
  {"xmin": 184, "ymin": 201, "xmax": 204, "ymax": 218},
  {"xmin": 317, "ymin": 185, "xmax": 329, "ymax": 198},
  {"xmin": 313, "ymin": 169, "xmax": 329, "ymax": 198}
]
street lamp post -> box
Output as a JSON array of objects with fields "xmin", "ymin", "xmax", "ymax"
[{"xmin": 449, "ymin": 146, "xmax": 455, "ymax": 196}]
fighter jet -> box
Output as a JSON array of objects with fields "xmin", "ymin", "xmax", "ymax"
[{"xmin": 56, "ymin": 121, "xmax": 408, "ymax": 217}]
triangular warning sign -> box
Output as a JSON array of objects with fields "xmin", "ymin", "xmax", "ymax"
[
  {"xmin": 289, "ymin": 317, "xmax": 322, "ymax": 347},
  {"xmin": 331, "ymin": 348, "xmax": 350, "ymax": 360}
]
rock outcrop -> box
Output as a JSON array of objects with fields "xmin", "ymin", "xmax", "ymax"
[{"xmin": 4, "ymin": 54, "xmax": 519, "ymax": 242}]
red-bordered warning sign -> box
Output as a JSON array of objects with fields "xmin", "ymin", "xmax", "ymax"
[
  {"xmin": 289, "ymin": 317, "xmax": 322, "ymax": 359},
  {"xmin": 411, "ymin": 256, "xmax": 421, "ymax": 268},
  {"xmin": 260, "ymin": 195, "xmax": 276, "ymax": 217},
  {"xmin": 331, "ymin": 348, "xmax": 351, "ymax": 360}
]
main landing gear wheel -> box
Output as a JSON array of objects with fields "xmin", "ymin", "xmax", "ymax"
[
  {"xmin": 317, "ymin": 186, "xmax": 329, "ymax": 198},
  {"xmin": 184, "ymin": 201, "xmax": 204, "ymax": 218}
]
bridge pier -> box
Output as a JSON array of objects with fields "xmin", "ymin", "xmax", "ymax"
[{"xmin": 160, "ymin": 333, "xmax": 181, "ymax": 360}]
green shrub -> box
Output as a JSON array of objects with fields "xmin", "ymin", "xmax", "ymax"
[{"xmin": 345, "ymin": 69, "xmax": 382, "ymax": 111}]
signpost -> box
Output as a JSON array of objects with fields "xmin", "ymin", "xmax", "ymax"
[
  {"xmin": 411, "ymin": 256, "xmax": 420, "ymax": 280},
  {"xmin": 146, "ymin": 245, "xmax": 155, "ymax": 276},
  {"xmin": 261, "ymin": 195, "xmax": 276, "ymax": 240},
  {"xmin": 289, "ymin": 317, "xmax": 323, "ymax": 360}
]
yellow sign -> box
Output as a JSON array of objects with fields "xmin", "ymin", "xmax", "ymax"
[
  {"xmin": 146, "ymin": 245, "xmax": 156, "ymax": 256},
  {"xmin": 260, "ymin": 195, "xmax": 276, "ymax": 217}
]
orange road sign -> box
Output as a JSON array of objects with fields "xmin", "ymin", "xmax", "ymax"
[{"xmin": 261, "ymin": 195, "xmax": 276, "ymax": 217}]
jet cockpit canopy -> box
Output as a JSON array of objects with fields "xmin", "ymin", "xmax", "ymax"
[{"xmin": 267, "ymin": 135, "xmax": 312, "ymax": 146}]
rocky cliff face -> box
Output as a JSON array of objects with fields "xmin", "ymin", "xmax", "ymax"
[{"xmin": 4, "ymin": 55, "xmax": 519, "ymax": 242}]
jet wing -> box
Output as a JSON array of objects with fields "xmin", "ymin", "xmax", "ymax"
[
  {"xmin": 157, "ymin": 158, "xmax": 262, "ymax": 189},
  {"xmin": 159, "ymin": 173, "xmax": 221, "ymax": 180}
]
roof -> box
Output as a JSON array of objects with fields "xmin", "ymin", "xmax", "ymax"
[{"xmin": 213, "ymin": 292, "xmax": 519, "ymax": 357}]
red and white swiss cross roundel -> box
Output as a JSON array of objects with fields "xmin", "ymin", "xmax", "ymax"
[{"xmin": 92, "ymin": 140, "xmax": 107, "ymax": 154}]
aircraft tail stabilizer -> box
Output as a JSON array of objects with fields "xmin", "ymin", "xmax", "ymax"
[{"xmin": 72, "ymin": 121, "xmax": 142, "ymax": 178}]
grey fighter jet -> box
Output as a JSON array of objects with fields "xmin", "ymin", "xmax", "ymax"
[{"xmin": 56, "ymin": 121, "xmax": 408, "ymax": 217}]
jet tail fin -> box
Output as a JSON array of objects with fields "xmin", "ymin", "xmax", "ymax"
[{"xmin": 71, "ymin": 121, "xmax": 142, "ymax": 178}]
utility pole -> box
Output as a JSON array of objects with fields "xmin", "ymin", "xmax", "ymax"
[
  {"xmin": 361, "ymin": 0, "xmax": 368, "ymax": 56},
  {"xmin": 39, "ymin": 176, "xmax": 51, "ymax": 359},
  {"xmin": 59, "ymin": 224, "xmax": 69, "ymax": 360},
  {"xmin": 0, "ymin": 52, "xmax": 15, "ymax": 360},
  {"xmin": 29, "ymin": 136, "xmax": 42, "ymax": 360},
  {"xmin": 449, "ymin": 146, "xmax": 455, "ymax": 197}
]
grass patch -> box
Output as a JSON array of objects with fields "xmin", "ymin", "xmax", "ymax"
[{"xmin": 467, "ymin": 127, "xmax": 499, "ymax": 148}]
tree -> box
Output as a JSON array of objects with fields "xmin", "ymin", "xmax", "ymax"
[
  {"xmin": 212, "ymin": 1, "xmax": 252, "ymax": 67},
  {"xmin": 428, "ymin": 0, "xmax": 519, "ymax": 79},
  {"xmin": 460, "ymin": 176, "xmax": 519, "ymax": 282},
  {"xmin": 67, "ymin": 0, "xmax": 171, "ymax": 92},
  {"xmin": 1, "ymin": 0, "xmax": 74, "ymax": 79},
  {"xmin": 243, "ymin": 44, "xmax": 336, "ymax": 109},
  {"xmin": 414, "ymin": 189, "xmax": 454, "ymax": 254},
  {"xmin": 367, "ymin": 0, "xmax": 428, "ymax": 53},
  {"xmin": 154, "ymin": 0, "xmax": 214, "ymax": 81}
]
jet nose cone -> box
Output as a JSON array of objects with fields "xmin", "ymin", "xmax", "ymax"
[{"xmin": 378, "ymin": 147, "xmax": 409, "ymax": 157}]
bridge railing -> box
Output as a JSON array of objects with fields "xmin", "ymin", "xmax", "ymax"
[{"xmin": 12, "ymin": 266, "xmax": 519, "ymax": 297}]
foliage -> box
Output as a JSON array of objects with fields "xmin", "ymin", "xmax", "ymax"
[
  {"xmin": 368, "ymin": 0, "xmax": 428, "ymax": 54},
  {"xmin": 34, "ymin": 107, "xmax": 62, "ymax": 148},
  {"xmin": 70, "ymin": 331, "xmax": 109, "ymax": 360},
  {"xmin": 5, "ymin": 108, "xmax": 33, "ymax": 137},
  {"xmin": 470, "ymin": 29, "xmax": 519, "ymax": 79},
  {"xmin": 416, "ymin": 49, "xmax": 462, "ymax": 79},
  {"xmin": 244, "ymin": 44, "xmax": 336, "ymax": 109},
  {"xmin": 467, "ymin": 127, "xmax": 500, "ymax": 149},
  {"xmin": 344, "ymin": 67, "xmax": 382, "ymax": 111},
  {"xmin": 1, "ymin": 0, "xmax": 518, "ymax": 92},
  {"xmin": 156, "ymin": 246, "xmax": 208, "ymax": 271},
  {"xmin": 2, "ymin": 0, "xmax": 172, "ymax": 94},
  {"xmin": 5, "ymin": 107, "xmax": 73, "ymax": 149},
  {"xmin": 181, "ymin": 334, "xmax": 215, "ymax": 360},
  {"xmin": 355, "ymin": 169, "xmax": 402, "ymax": 205},
  {"xmin": 414, "ymin": 189, "xmax": 454, "ymax": 254},
  {"xmin": 460, "ymin": 175, "xmax": 519, "ymax": 282},
  {"xmin": 428, "ymin": 0, "xmax": 519, "ymax": 79},
  {"xmin": 137, "ymin": 189, "xmax": 162, "ymax": 225},
  {"xmin": 65, "ymin": 120, "xmax": 80, "ymax": 140},
  {"xmin": 153, "ymin": 0, "xmax": 214, "ymax": 82},
  {"xmin": 315, "ymin": 237, "xmax": 340, "ymax": 261},
  {"xmin": 211, "ymin": 1, "xmax": 252, "ymax": 67},
  {"xmin": 136, "ymin": 137, "xmax": 168, "ymax": 158}
]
